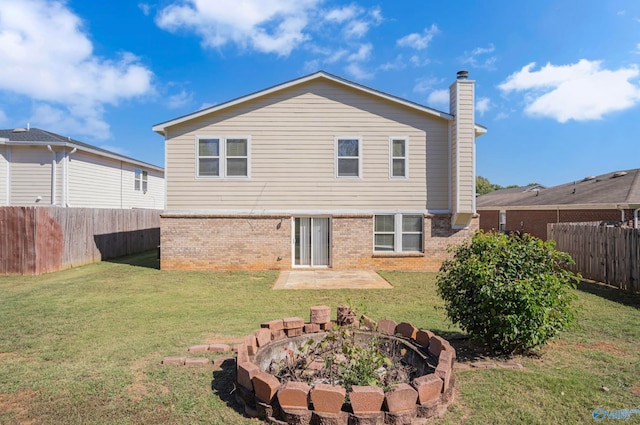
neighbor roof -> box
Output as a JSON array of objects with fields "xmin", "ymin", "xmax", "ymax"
[
  {"xmin": 152, "ymin": 70, "xmax": 488, "ymax": 136},
  {"xmin": 476, "ymin": 169, "xmax": 640, "ymax": 209},
  {"xmin": 0, "ymin": 128, "xmax": 163, "ymax": 172}
]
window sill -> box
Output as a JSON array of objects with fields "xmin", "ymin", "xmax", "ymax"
[{"xmin": 372, "ymin": 252, "xmax": 424, "ymax": 258}]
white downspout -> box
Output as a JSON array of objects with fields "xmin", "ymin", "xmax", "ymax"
[
  {"xmin": 47, "ymin": 145, "xmax": 56, "ymax": 205},
  {"xmin": 634, "ymin": 208, "xmax": 639, "ymax": 229},
  {"xmin": 63, "ymin": 147, "xmax": 77, "ymax": 207}
]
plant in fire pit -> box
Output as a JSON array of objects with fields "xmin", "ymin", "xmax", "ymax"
[
  {"xmin": 269, "ymin": 327, "xmax": 413, "ymax": 393},
  {"xmin": 436, "ymin": 231, "xmax": 580, "ymax": 354}
]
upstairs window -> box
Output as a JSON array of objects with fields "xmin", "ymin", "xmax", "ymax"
[
  {"xmin": 196, "ymin": 136, "xmax": 250, "ymax": 178},
  {"xmin": 134, "ymin": 169, "xmax": 148, "ymax": 192},
  {"xmin": 390, "ymin": 137, "xmax": 408, "ymax": 178},
  {"xmin": 374, "ymin": 214, "xmax": 423, "ymax": 253},
  {"xmin": 336, "ymin": 137, "xmax": 361, "ymax": 178}
]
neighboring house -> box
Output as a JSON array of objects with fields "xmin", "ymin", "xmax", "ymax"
[
  {"xmin": 477, "ymin": 169, "xmax": 640, "ymax": 239},
  {"xmin": 0, "ymin": 128, "xmax": 164, "ymax": 209},
  {"xmin": 152, "ymin": 70, "xmax": 486, "ymax": 271}
]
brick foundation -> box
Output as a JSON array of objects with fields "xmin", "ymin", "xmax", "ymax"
[{"xmin": 160, "ymin": 213, "xmax": 477, "ymax": 271}]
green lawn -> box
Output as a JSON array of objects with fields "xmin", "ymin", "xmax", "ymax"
[{"xmin": 0, "ymin": 251, "xmax": 638, "ymax": 424}]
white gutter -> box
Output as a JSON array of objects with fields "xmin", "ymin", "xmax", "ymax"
[
  {"xmin": 2, "ymin": 140, "xmax": 9, "ymax": 206},
  {"xmin": 47, "ymin": 145, "xmax": 56, "ymax": 205}
]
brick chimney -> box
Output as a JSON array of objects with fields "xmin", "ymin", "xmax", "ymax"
[{"xmin": 450, "ymin": 70, "xmax": 476, "ymax": 229}]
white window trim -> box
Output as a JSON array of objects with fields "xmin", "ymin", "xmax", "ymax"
[
  {"xmin": 134, "ymin": 168, "xmax": 148, "ymax": 192},
  {"xmin": 373, "ymin": 213, "xmax": 424, "ymax": 253},
  {"xmin": 389, "ymin": 136, "xmax": 409, "ymax": 179},
  {"xmin": 335, "ymin": 136, "xmax": 362, "ymax": 179},
  {"xmin": 195, "ymin": 135, "xmax": 251, "ymax": 179}
]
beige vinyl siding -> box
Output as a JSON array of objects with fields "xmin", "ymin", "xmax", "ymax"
[
  {"xmin": 456, "ymin": 80, "xmax": 475, "ymax": 213},
  {"xmin": 10, "ymin": 146, "xmax": 53, "ymax": 205},
  {"xmin": 165, "ymin": 79, "xmax": 450, "ymax": 211},
  {"xmin": 67, "ymin": 151, "xmax": 124, "ymax": 208},
  {"xmin": 0, "ymin": 146, "xmax": 7, "ymax": 205},
  {"xmin": 449, "ymin": 88, "xmax": 458, "ymax": 213},
  {"xmin": 121, "ymin": 164, "xmax": 165, "ymax": 209}
]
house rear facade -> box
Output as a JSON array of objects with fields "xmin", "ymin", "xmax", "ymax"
[
  {"xmin": 153, "ymin": 71, "xmax": 485, "ymax": 271},
  {"xmin": 0, "ymin": 128, "xmax": 164, "ymax": 209}
]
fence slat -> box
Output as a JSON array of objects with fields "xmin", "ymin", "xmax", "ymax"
[
  {"xmin": 1, "ymin": 207, "xmax": 160, "ymax": 275},
  {"xmin": 549, "ymin": 223, "xmax": 640, "ymax": 292}
]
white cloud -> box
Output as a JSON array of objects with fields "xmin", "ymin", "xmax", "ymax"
[
  {"xmin": 138, "ymin": 3, "xmax": 151, "ymax": 16},
  {"xmin": 427, "ymin": 89, "xmax": 449, "ymax": 109},
  {"xmin": 347, "ymin": 43, "xmax": 372, "ymax": 62},
  {"xmin": 476, "ymin": 97, "xmax": 491, "ymax": 116},
  {"xmin": 345, "ymin": 63, "xmax": 373, "ymax": 80},
  {"xmin": 413, "ymin": 77, "xmax": 441, "ymax": 94},
  {"xmin": 462, "ymin": 43, "xmax": 497, "ymax": 70},
  {"xmin": 324, "ymin": 5, "xmax": 359, "ymax": 23},
  {"xmin": 0, "ymin": 0, "xmax": 153, "ymax": 140},
  {"xmin": 379, "ymin": 55, "xmax": 406, "ymax": 71},
  {"xmin": 0, "ymin": 109, "xmax": 7, "ymax": 125},
  {"xmin": 156, "ymin": 0, "xmax": 321, "ymax": 56},
  {"xmin": 397, "ymin": 24, "xmax": 439, "ymax": 50},
  {"xmin": 495, "ymin": 111, "xmax": 509, "ymax": 120},
  {"xmin": 166, "ymin": 89, "xmax": 193, "ymax": 109},
  {"xmin": 499, "ymin": 59, "xmax": 640, "ymax": 122}
]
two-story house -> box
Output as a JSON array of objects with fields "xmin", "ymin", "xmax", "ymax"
[{"xmin": 152, "ymin": 71, "xmax": 485, "ymax": 271}]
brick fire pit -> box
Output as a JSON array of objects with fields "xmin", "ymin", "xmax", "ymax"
[{"xmin": 234, "ymin": 306, "xmax": 456, "ymax": 425}]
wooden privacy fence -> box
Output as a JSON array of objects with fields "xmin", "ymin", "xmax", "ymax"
[
  {"xmin": 548, "ymin": 222, "xmax": 640, "ymax": 292},
  {"xmin": 0, "ymin": 206, "xmax": 160, "ymax": 275}
]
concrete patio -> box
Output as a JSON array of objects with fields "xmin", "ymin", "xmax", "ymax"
[{"xmin": 272, "ymin": 270, "xmax": 393, "ymax": 290}]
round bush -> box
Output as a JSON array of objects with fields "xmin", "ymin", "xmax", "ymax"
[{"xmin": 436, "ymin": 231, "xmax": 580, "ymax": 354}]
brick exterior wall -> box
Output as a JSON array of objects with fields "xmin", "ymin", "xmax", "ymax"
[
  {"xmin": 478, "ymin": 208, "xmax": 628, "ymax": 240},
  {"xmin": 161, "ymin": 214, "xmax": 478, "ymax": 272}
]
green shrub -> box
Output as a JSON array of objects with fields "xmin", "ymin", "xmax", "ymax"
[{"xmin": 436, "ymin": 231, "xmax": 580, "ymax": 354}]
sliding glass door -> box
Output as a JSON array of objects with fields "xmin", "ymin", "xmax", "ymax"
[{"xmin": 294, "ymin": 217, "xmax": 330, "ymax": 267}]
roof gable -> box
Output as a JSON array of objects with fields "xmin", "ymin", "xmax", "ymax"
[{"xmin": 152, "ymin": 71, "xmax": 487, "ymax": 136}]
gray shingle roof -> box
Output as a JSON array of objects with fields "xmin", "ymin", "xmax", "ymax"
[
  {"xmin": 0, "ymin": 128, "xmax": 163, "ymax": 171},
  {"xmin": 477, "ymin": 169, "xmax": 640, "ymax": 208}
]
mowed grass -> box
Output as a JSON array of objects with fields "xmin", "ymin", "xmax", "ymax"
[{"xmin": 0, "ymin": 251, "xmax": 638, "ymax": 424}]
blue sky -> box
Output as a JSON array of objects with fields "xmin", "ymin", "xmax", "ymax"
[{"xmin": 0, "ymin": 0, "xmax": 639, "ymax": 187}]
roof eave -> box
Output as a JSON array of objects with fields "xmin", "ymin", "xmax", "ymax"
[{"xmin": 1, "ymin": 140, "xmax": 164, "ymax": 172}]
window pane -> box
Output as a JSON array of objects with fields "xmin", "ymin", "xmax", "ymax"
[
  {"xmin": 393, "ymin": 159, "xmax": 405, "ymax": 177},
  {"xmin": 199, "ymin": 139, "xmax": 219, "ymax": 156},
  {"xmin": 392, "ymin": 140, "xmax": 405, "ymax": 157},
  {"xmin": 135, "ymin": 168, "xmax": 141, "ymax": 179},
  {"xmin": 338, "ymin": 139, "xmax": 358, "ymax": 157},
  {"xmin": 142, "ymin": 171, "xmax": 148, "ymax": 181},
  {"xmin": 338, "ymin": 158, "xmax": 358, "ymax": 176},
  {"xmin": 402, "ymin": 234, "xmax": 422, "ymax": 252},
  {"xmin": 375, "ymin": 215, "xmax": 394, "ymax": 232},
  {"xmin": 227, "ymin": 158, "xmax": 248, "ymax": 176},
  {"xmin": 199, "ymin": 158, "xmax": 219, "ymax": 176},
  {"xmin": 134, "ymin": 180, "xmax": 140, "ymax": 191},
  {"xmin": 142, "ymin": 180, "xmax": 148, "ymax": 192},
  {"xmin": 227, "ymin": 139, "xmax": 247, "ymax": 156},
  {"xmin": 375, "ymin": 234, "xmax": 394, "ymax": 251},
  {"xmin": 402, "ymin": 215, "xmax": 422, "ymax": 232}
]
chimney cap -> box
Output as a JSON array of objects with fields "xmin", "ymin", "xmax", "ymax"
[{"xmin": 456, "ymin": 70, "xmax": 469, "ymax": 80}]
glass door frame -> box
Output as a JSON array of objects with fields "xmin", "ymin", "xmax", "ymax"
[{"xmin": 292, "ymin": 216, "xmax": 331, "ymax": 268}]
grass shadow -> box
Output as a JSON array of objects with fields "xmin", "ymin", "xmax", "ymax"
[
  {"xmin": 211, "ymin": 358, "xmax": 245, "ymax": 416},
  {"xmin": 104, "ymin": 250, "xmax": 160, "ymax": 270},
  {"xmin": 577, "ymin": 280, "xmax": 640, "ymax": 309}
]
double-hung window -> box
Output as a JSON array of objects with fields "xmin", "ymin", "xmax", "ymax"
[
  {"xmin": 374, "ymin": 214, "xmax": 423, "ymax": 252},
  {"xmin": 336, "ymin": 137, "xmax": 361, "ymax": 178},
  {"xmin": 134, "ymin": 168, "xmax": 148, "ymax": 192},
  {"xmin": 390, "ymin": 137, "xmax": 408, "ymax": 178},
  {"xmin": 196, "ymin": 136, "xmax": 250, "ymax": 178}
]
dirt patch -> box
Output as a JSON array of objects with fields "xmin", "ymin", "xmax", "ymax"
[
  {"xmin": 572, "ymin": 341, "xmax": 628, "ymax": 357},
  {"xmin": 0, "ymin": 389, "xmax": 37, "ymax": 424},
  {"xmin": 630, "ymin": 387, "xmax": 640, "ymax": 397},
  {"xmin": 127, "ymin": 356, "xmax": 169, "ymax": 402}
]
